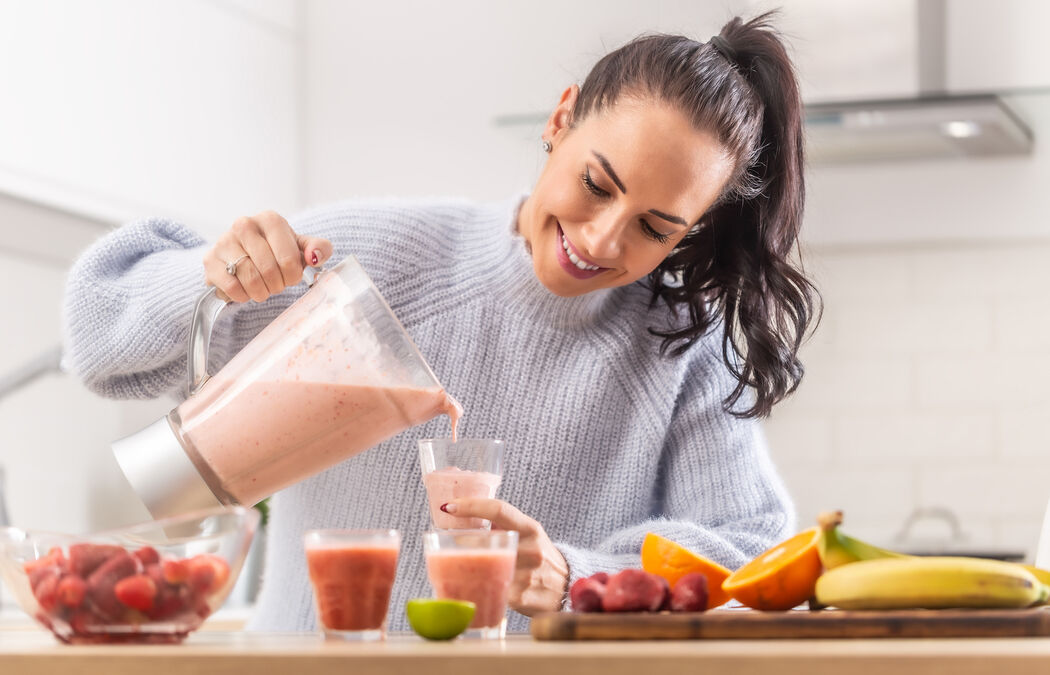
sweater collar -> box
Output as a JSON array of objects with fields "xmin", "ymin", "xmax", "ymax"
[{"xmin": 482, "ymin": 193, "xmax": 621, "ymax": 330}]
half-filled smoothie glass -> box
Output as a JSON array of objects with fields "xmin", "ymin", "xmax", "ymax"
[
  {"xmin": 304, "ymin": 529, "xmax": 400, "ymax": 641},
  {"xmin": 419, "ymin": 439, "xmax": 504, "ymax": 530},
  {"xmin": 113, "ymin": 256, "xmax": 461, "ymax": 520},
  {"xmin": 423, "ymin": 530, "xmax": 518, "ymax": 639}
]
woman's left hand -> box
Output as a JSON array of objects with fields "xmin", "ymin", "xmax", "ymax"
[{"xmin": 441, "ymin": 499, "xmax": 569, "ymax": 616}]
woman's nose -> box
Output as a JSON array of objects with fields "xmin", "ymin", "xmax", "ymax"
[{"xmin": 578, "ymin": 212, "xmax": 626, "ymax": 261}]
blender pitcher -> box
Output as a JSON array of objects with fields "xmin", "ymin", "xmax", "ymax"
[{"xmin": 113, "ymin": 256, "xmax": 461, "ymax": 520}]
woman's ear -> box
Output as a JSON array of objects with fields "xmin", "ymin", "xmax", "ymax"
[{"xmin": 543, "ymin": 85, "xmax": 579, "ymax": 148}]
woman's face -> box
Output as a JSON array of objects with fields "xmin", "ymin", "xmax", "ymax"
[{"xmin": 519, "ymin": 87, "xmax": 734, "ymax": 298}]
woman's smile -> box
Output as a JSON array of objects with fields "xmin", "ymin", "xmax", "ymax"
[{"xmin": 555, "ymin": 222, "xmax": 606, "ymax": 279}]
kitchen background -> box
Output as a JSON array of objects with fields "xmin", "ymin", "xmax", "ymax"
[{"xmin": 1, "ymin": 0, "xmax": 1048, "ymax": 582}]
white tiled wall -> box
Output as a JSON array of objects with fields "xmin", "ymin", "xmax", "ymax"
[{"xmin": 765, "ymin": 242, "xmax": 1050, "ymax": 560}]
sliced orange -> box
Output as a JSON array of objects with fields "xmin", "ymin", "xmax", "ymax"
[
  {"xmin": 721, "ymin": 527, "xmax": 822, "ymax": 611},
  {"xmin": 640, "ymin": 533, "xmax": 732, "ymax": 609}
]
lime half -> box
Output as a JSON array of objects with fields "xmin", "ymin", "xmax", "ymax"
[{"xmin": 405, "ymin": 599, "xmax": 476, "ymax": 640}]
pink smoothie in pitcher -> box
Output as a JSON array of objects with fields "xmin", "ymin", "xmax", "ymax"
[
  {"xmin": 423, "ymin": 467, "xmax": 502, "ymax": 529},
  {"xmin": 176, "ymin": 379, "xmax": 461, "ymax": 506},
  {"xmin": 306, "ymin": 543, "xmax": 399, "ymax": 631},
  {"xmin": 168, "ymin": 265, "xmax": 462, "ymax": 508},
  {"xmin": 425, "ymin": 549, "xmax": 516, "ymax": 629}
]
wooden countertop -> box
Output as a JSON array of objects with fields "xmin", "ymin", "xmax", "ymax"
[{"xmin": 4, "ymin": 625, "xmax": 1050, "ymax": 675}]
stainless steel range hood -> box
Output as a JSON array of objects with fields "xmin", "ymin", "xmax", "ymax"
[
  {"xmin": 493, "ymin": 94, "xmax": 1035, "ymax": 166},
  {"xmin": 804, "ymin": 94, "xmax": 1033, "ymax": 164},
  {"xmin": 494, "ymin": 1, "xmax": 1038, "ymax": 165}
]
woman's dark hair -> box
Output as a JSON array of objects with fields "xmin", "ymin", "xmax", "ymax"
[{"xmin": 572, "ymin": 11, "xmax": 821, "ymax": 418}]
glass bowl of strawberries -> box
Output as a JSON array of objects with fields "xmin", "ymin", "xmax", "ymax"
[{"xmin": 0, "ymin": 505, "xmax": 259, "ymax": 644}]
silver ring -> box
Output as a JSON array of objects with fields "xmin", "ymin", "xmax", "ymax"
[{"xmin": 224, "ymin": 254, "xmax": 249, "ymax": 276}]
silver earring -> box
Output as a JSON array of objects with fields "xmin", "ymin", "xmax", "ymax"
[{"xmin": 541, "ymin": 139, "xmax": 552, "ymax": 153}]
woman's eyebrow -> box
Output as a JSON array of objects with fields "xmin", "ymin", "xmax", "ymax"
[
  {"xmin": 592, "ymin": 151, "xmax": 627, "ymax": 193},
  {"xmin": 593, "ymin": 150, "xmax": 687, "ymax": 227},
  {"xmin": 647, "ymin": 209, "xmax": 687, "ymax": 226}
]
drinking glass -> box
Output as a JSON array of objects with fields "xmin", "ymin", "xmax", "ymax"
[
  {"xmin": 418, "ymin": 438, "xmax": 504, "ymax": 529},
  {"xmin": 304, "ymin": 529, "xmax": 400, "ymax": 641},
  {"xmin": 423, "ymin": 529, "xmax": 518, "ymax": 639}
]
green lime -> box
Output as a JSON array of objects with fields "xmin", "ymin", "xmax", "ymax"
[{"xmin": 405, "ymin": 598, "xmax": 476, "ymax": 640}]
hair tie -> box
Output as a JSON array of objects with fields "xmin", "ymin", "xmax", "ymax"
[{"xmin": 709, "ymin": 35, "xmax": 739, "ymax": 68}]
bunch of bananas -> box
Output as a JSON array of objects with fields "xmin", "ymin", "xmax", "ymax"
[{"xmin": 814, "ymin": 510, "xmax": 1050, "ymax": 610}]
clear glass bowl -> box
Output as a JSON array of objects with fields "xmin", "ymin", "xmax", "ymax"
[{"xmin": 0, "ymin": 505, "xmax": 259, "ymax": 644}]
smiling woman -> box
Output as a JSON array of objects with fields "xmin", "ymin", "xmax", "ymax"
[
  {"xmin": 62, "ymin": 12, "xmax": 818, "ymax": 634},
  {"xmin": 521, "ymin": 20, "xmax": 819, "ymax": 418}
]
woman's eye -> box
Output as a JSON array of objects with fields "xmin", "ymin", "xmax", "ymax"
[
  {"xmin": 641, "ymin": 219, "xmax": 671, "ymax": 244},
  {"xmin": 581, "ymin": 171, "xmax": 609, "ymax": 198}
]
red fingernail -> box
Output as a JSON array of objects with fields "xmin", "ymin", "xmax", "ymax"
[
  {"xmin": 310, "ymin": 250, "xmax": 319, "ymax": 265},
  {"xmin": 439, "ymin": 503, "xmax": 450, "ymax": 513}
]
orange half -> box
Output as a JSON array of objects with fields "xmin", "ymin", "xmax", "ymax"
[
  {"xmin": 721, "ymin": 527, "xmax": 822, "ymax": 611},
  {"xmin": 641, "ymin": 532, "xmax": 732, "ymax": 609}
]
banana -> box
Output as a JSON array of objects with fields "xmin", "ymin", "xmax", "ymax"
[
  {"xmin": 817, "ymin": 510, "xmax": 908, "ymax": 569},
  {"xmin": 815, "ymin": 556, "xmax": 1050, "ymax": 610}
]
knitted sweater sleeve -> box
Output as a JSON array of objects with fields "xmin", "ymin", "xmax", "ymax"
[
  {"xmin": 61, "ymin": 218, "xmax": 293, "ymax": 400},
  {"xmin": 554, "ymin": 345, "xmax": 796, "ymax": 601}
]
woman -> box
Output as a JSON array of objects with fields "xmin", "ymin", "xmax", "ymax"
[{"xmin": 63, "ymin": 13, "xmax": 819, "ymax": 632}]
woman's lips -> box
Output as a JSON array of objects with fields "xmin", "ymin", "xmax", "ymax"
[{"xmin": 555, "ymin": 222, "xmax": 605, "ymax": 280}]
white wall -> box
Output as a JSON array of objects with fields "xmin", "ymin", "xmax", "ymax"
[
  {"xmin": 0, "ymin": 0, "xmax": 303, "ymax": 235},
  {"xmin": 0, "ymin": 0, "xmax": 305, "ymax": 535},
  {"xmin": 767, "ymin": 239, "xmax": 1050, "ymax": 557},
  {"xmin": 947, "ymin": 0, "xmax": 1050, "ymax": 92}
]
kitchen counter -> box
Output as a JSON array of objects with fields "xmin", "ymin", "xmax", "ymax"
[{"xmin": 3, "ymin": 625, "xmax": 1050, "ymax": 675}]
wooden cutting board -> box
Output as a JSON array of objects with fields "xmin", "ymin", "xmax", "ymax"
[{"xmin": 530, "ymin": 607, "xmax": 1050, "ymax": 640}]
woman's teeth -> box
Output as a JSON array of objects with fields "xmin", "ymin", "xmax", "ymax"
[{"xmin": 562, "ymin": 233, "xmax": 600, "ymax": 271}]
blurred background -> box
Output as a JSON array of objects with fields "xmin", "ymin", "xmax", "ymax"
[{"xmin": 1, "ymin": 0, "xmax": 1048, "ymax": 570}]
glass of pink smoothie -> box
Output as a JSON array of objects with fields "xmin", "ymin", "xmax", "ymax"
[
  {"xmin": 303, "ymin": 529, "xmax": 400, "ymax": 641},
  {"xmin": 418, "ymin": 439, "xmax": 504, "ymax": 530},
  {"xmin": 423, "ymin": 530, "xmax": 518, "ymax": 639}
]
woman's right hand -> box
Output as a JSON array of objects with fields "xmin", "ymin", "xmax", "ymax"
[{"xmin": 203, "ymin": 210, "xmax": 334, "ymax": 303}]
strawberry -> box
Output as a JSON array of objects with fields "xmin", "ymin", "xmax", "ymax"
[
  {"xmin": 133, "ymin": 546, "xmax": 160, "ymax": 566},
  {"xmin": 670, "ymin": 572, "xmax": 709, "ymax": 612},
  {"xmin": 114, "ymin": 574, "xmax": 157, "ymax": 612},
  {"xmin": 33, "ymin": 572, "xmax": 61, "ymax": 612},
  {"xmin": 68, "ymin": 609, "xmax": 101, "ymax": 636},
  {"xmin": 147, "ymin": 586, "xmax": 188, "ymax": 620},
  {"xmin": 187, "ymin": 554, "xmax": 229, "ymax": 594},
  {"xmin": 70, "ymin": 543, "xmax": 125, "ymax": 578},
  {"xmin": 161, "ymin": 558, "xmax": 189, "ymax": 585},
  {"xmin": 57, "ymin": 575, "xmax": 88, "ymax": 609},
  {"xmin": 195, "ymin": 597, "xmax": 214, "ymax": 619},
  {"xmin": 86, "ymin": 551, "xmax": 138, "ymax": 618},
  {"xmin": 24, "ymin": 547, "xmax": 67, "ymax": 577},
  {"xmin": 570, "ymin": 576, "xmax": 607, "ymax": 613},
  {"xmin": 601, "ymin": 569, "xmax": 668, "ymax": 613},
  {"xmin": 143, "ymin": 563, "xmax": 186, "ymax": 620},
  {"xmin": 28, "ymin": 564, "xmax": 60, "ymax": 593},
  {"xmin": 187, "ymin": 561, "xmax": 214, "ymax": 593}
]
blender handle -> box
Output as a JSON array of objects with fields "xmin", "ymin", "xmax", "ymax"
[{"xmin": 186, "ymin": 266, "xmax": 323, "ymax": 398}]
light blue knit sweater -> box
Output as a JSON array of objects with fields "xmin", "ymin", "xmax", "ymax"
[{"xmin": 62, "ymin": 194, "xmax": 795, "ymax": 633}]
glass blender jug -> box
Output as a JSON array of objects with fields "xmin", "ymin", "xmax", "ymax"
[{"xmin": 113, "ymin": 256, "xmax": 460, "ymax": 520}]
